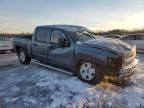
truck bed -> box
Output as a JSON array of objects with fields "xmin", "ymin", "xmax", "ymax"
[
  {"xmin": 14, "ymin": 35, "xmax": 32, "ymax": 40},
  {"xmin": 13, "ymin": 35, "xmax": 32, "ymax": 42},
  {"xmin": 13, "ymin": 35, "xmax": 32, "ymax": 53}
]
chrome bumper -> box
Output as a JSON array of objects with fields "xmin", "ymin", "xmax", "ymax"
[{"xmin": 119, "ymin": 58, "xmax": 139, "ymax": 79}]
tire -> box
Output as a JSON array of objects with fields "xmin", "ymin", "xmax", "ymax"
[
  {"xmin": 78, "ymin": 60, "xmax": 103, "ymax": 84},
  {"xmin": 18, "ymin": 48, "xmax": 31, "ymax": 64},
  {"xmin": 11, "ymin": 49, "xmax": 14, "ymax": 53}
]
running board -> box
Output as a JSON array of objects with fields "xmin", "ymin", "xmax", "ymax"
[{"xmin": 31, "ymin": 59, "xmax": 73, "ymax": 75}]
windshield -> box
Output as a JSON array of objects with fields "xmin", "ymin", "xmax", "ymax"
[{"xmin": 74, "ymin": 31, "xmax": 96, "ymax": 42}]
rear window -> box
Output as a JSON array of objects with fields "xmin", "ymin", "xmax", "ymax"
[{"xmin": 35, "ymin": 28, "xmax": 49, "ymax": 42}]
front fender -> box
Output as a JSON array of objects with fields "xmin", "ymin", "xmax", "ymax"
[{"xmin": 73, "ymin": 46, "xmax": 119, "ymax": 73}]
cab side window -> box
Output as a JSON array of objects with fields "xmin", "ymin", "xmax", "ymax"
[
  {"xmin": 35, "ymin": 28, "xmax": 48, "ymax": 42},
  {"xmin": 50, "ymin": 30, "xmax": 66, "ymax": 44}
]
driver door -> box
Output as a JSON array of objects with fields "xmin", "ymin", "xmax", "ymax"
[{"xmin": 47, "ymin": 29, "xmax": 74, "ymax": 68}]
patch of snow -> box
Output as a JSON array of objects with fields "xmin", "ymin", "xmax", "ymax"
[
  {"xmin": 11, "ymin": 97, "xmax": 19, "ymax": 102},
  {"xmin": 11, "ymin": 85, "xmax": 20, "ymax": 92},
  {"xmin": 4, "ymin": 98, "xmax": 11, "ymax": 103},
  {"xmin": 35, "ymin": 81, "xmax": 50, "ymax": 87},
  {"xmin": 0, "ymin": 53, "xmax": 144, "ymax": 108},
  {"xmin": 23, "ymin": 97, "xmax": 37, "ymax": 105}
]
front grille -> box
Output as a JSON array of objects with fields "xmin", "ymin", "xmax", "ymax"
[{"xmin": 123, "ymin": 49, "xmax": 136, "ymax": 67}]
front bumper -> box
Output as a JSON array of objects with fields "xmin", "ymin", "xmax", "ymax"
[{"xmin": 119, "ymin": 58, "xmax": 139, "ymax": 79}]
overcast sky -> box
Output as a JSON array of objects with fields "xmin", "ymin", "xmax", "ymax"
[{"xmin": 0, "ymin": 0, "xmax": 144, "ymax": 33}]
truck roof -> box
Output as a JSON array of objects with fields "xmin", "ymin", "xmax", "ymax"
[{"xmin": 37, "ymin": 25, "xmax": 88, "ymax": 32}]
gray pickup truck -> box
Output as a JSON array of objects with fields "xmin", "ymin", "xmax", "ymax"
[{"xmin": 13, "ymin": 25, "xmax": 138, "ymax": 84}]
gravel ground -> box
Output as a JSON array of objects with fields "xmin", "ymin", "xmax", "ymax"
[{"xmin": 0, "ymin": 52, "xmax": 144, "ymax": 108}]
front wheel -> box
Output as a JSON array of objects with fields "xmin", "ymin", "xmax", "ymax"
[
  {"xmin": 18, "ymin": 48, "xmax": 31, "ymax": 64},
  {"xmin": 78, "ymin": 61, "xmax": 103, "ymax": 84}
]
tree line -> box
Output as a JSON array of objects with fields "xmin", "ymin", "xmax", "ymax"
[
  {"xmin": 95, "ymin": 28, "xmax": 144, "ymax": 35},
  {"xmin": 0, "ymin": 28, "xmax": 144, "ymax": 37},
  {"xmin": 0, "ymin": 32, "xmax": 32, "ymax": 37}
]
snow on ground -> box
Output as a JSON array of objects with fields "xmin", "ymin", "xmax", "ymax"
[{"xmin": 0, "ymin": 52, "xmax": 144, "ymax": 108}]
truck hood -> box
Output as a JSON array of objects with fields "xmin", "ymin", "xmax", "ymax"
[{"xmin": 78, "ymin": 38, "xmax": 134, "ymax": 55}]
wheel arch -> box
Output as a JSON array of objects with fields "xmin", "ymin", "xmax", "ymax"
[
  {"xmin": 15, "ymin": 46, "xmax": 28, "ymax": 54},
  {"xmin": 74, "ymin": 56, "xmax": 106, "ymax": 74}
]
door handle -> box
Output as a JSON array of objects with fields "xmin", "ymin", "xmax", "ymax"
[
  {"xmin": 33, "ymin": 43, "xmax": 38, "ymax": 46},
  {"xmin": 48, "ymin": 45, "xmax": 55, "ymax": 49}
]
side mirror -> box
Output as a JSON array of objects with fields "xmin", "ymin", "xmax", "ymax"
[{"xmin": 58, "ymin": 38, "xmax": 69, "ymax": 47}]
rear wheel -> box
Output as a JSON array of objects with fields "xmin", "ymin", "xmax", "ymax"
[
  {"xmin": 18, "ymin": 48, "xmax": 31, "ymax": 64},
  {"xmin": 78, "ymin": 61, "xmax": 103, "ymax": 84}
]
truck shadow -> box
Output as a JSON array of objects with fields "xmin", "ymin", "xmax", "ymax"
[{"xmin": 0, "ymin": 64, "xmax": 16, "ymax": 71}]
